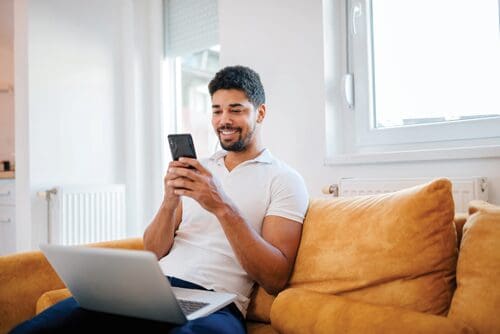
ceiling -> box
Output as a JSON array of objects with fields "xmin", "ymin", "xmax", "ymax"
[{"xmin": 0, "ymin": 0, "xmax": 14, "ymax": 49}]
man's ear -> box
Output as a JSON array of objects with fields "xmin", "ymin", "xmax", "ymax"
[{"xmin": 256, "ymin": 104, "xmax": 266, "ymax": 123}]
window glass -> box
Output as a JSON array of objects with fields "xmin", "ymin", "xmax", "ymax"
[
  {"xmin": 371, "ymin": 0, "xmax": 500, "ymax": 129},
  {"xmin": 175, "ymin": 45, "xmax": 220, "ymax": 158}
]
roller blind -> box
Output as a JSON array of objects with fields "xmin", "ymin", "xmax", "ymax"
[{"xmin": 164, "ymin": 0, "xmax": 218, "ymax": 57}]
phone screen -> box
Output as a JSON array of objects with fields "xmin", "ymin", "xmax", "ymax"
[{"xmin": 168, "ymin": 134, "xmax": 197, "ymax": 161}]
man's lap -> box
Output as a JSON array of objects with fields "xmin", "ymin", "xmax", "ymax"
[{"xmin": 10, "ymin": 277, "xmax": 246, "ymax": 334}]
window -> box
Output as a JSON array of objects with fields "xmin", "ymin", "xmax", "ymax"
[
  {"xmin": 163, "ymin": 0, "xmax": 219, "ymax": 159},
  {"xmin": 330, "ymin": 0, "xmax": 500, "ymax": 163},
  {"xmin": 174, "ymin": 47, "xmax": 220, "ymax": 158},
  {"xmin": 371, "ymin": 0, "xmax": 500, "ymax": 130}
]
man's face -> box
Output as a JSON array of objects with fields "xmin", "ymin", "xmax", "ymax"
[{"xmin": 211, "ymin": 89, "xmax": 261, "ymax": 152}]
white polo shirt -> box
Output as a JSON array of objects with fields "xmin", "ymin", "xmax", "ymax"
[{"xmin": 158, "ymin": 149, "xmax": 309, "ymax": 315}]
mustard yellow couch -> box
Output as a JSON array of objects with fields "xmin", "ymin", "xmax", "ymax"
[{"xmin": 1, "ymin": 179, "xmax": 499, "ymax": 333}]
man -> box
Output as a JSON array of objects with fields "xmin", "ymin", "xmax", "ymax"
[{"xmin": 11, "ymin": 65, "xmax": 308, "ymax": 333}]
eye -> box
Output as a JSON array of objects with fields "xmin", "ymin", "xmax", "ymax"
[
  {"xmin": 212, "ymin": 110, "xmax": 222, "ymax": 115},
  {"xmin": 231, "ymin": 109, "xmax": 242, "ymax": 113}
]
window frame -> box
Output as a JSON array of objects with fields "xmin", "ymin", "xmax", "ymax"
[{"xmin": 327, "ymin": 0, "xmax": 500, "ymax": 164}]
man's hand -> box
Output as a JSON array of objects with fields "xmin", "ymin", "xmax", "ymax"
[
  {"xmin": 167, "ymin": 157, "xmax": 231, "ymax": 215},
  {"xmin": 143, "ymin": 161, "xmax": 188, "ymax": 260},
  {"xmin": 163, "ymin": 160, "xmax": 191, "ymax": 211}
]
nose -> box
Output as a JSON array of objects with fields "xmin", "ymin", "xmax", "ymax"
[{"xmin": 219, "ymin": 110, "xmax": 233, "ymax": 126}]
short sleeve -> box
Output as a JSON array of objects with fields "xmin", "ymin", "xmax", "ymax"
[{"xmin": 266, "ymin": 169, "xmax": 309, "ymax": 223}]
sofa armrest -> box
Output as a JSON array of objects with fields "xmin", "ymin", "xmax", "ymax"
[
  {"xmin": 0, "ymin": 250, "xmax": 65, "ymax": 333},
  {"xmin": 85, "ymin": 237, "xmax": 144, "ymax": 251},
  {"xmin": 0, "ymin": 237, "xmax": 143, "ymax": 333},
  {"xmin": 270, "ymin": 288, "xmax": 475, "ymax": 334}
]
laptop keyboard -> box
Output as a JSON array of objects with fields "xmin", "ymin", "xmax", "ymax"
[{"xmin": 178, "ymin": 299, "xmax": 209, "ymax": 315}]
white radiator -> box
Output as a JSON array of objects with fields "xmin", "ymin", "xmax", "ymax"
[
  {"xmin": 324, "ymin": 177, "xmax": 488, "ymax": 213},
  {"xmin": 44, "ymin": 185, "xmax": 127, "ymax": 245}
]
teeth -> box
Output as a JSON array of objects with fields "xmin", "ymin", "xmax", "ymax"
[{"xmin": 222, "ymin": 130, "xmax": 236, "ymax": 135}]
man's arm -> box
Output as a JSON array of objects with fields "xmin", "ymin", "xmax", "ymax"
[
  {"xmin": 143, "ymin": 202, "xmax": 182, "ymax": 259},
  {"xmin": 168, "ymin": 158, "xmax": 305, "ymax": 295},
  {"xmin": 143, "ymin": 161, "xmax": 187, "ymax": 259},
  {"xmin": 216, "ymin": 209, "xmax": 302, "ymax": 295}
]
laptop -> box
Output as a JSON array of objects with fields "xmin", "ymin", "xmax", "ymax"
[{"xmin": 39, "ymin": 244, "xmax": 237, "ymax": 324}]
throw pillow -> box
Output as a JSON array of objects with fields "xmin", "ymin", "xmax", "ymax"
[{"xmin": 288, "ymin": 178, "xmax": 457, "ymax": 315}]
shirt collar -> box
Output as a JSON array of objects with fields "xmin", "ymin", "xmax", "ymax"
[{"xmin": 210, "ymin": 148, "xmax": 273, "ymax": 165}]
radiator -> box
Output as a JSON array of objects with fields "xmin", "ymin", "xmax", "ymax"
[
  {"xmin": 324, "ymin": 177, "xmax": 488, "ymax": 213},
  {"xmin": 44, "ymin": 185, "xmax": 127, "ymax": 245}
]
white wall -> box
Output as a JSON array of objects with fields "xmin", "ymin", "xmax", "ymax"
[
  {"xmin": 15, "ymin": 0, "xmax": 164, "ymax": 251},
  {"xmin": 14, "ymin": 0, "xmax": 30, "ymax": 251},
  {"xmin": 219, "ymin": 0, "xmax": 500, "ymax": 204},
  {"xmin": 27, "ymin": 0, "xmax": 127, "ymax": 247}
]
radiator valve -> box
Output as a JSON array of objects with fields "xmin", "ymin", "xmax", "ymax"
[{"xmin": 322, "ymin": 184, "xmax": 339, "ymax": 197}]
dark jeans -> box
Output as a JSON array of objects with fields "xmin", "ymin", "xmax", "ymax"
[{"xmin": 10, "ymin": 277, "xmax": 246, "ymax": 334}]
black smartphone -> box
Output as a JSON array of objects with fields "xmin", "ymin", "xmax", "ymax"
[{"xmin": 168, "ymin": 134, "xmax": 197, "ymax": 163}]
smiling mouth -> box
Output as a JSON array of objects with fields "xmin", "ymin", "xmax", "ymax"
[{"xmin": 218, "ymin": 127, "xmax": 240, "ymax": 140}]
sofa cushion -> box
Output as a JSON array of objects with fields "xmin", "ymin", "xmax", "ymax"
[
  {"xmin": 246, "ymin": 321, "xmax": 278, "ymax": 334},
  {"xmin": 246, "ymin": 286, "xmax": 275, "ymax": 323},
  {"xmin": 36, "ymin": 288, "xmax": 72, "ymax": 314},
  {"xmin": 271, "ymin": 288, "xmax": 474, "ymax": 334},
  {"xmin": 448, "ymin": 200, "xmax": 500, "ymax": 332},
  {"xmin": 454, "ymin": 213, "xmax": 468, "ymax": 249},
  {"xmin": 288, "ymin": 178, "xmax": 457, "ymax": 315}
]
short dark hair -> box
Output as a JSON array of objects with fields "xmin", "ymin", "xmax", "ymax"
[{"xmin": 208, "ymin": 65, "xmax": 265, "ymax": 108}]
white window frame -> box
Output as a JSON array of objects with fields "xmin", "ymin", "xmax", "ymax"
[{"xmin": 326, "ymin": 0, "xmax": 500, "ymax": 164}]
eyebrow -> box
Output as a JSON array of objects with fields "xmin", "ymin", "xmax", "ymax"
[{"xmin": 211, "ymin": 103, "xmax": 245, "ymax": 108}]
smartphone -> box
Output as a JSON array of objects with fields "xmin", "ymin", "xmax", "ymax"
[{"xmin": 168, "ymin": 134, "xmax": 197, "ymax": 163}]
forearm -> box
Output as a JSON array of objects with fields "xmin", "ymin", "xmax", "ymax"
[
  {"xmin": 143, "ymin": 203, "xmax": 179, "ymax": 259},
  {"xmin": 216, "ymin": 205, "xmax": 291, "ymax": 295}
]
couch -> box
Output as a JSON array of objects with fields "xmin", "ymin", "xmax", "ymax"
[{"xmin": 1, "ymin": 178, "xmax": 499, "ymax": 333}]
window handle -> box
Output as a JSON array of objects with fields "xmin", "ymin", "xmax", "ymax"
[
  {"xmin": 343, "ymin": 73, "xmax": 355, "ymax": 109},
  {"xmin": 351, "ymin": 3, "xmax": 362, "ymax": 35}
]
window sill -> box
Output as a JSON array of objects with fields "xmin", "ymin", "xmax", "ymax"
[{"xmin": 325, "ymin": 145, "xmax": 500, "ymax": 166}]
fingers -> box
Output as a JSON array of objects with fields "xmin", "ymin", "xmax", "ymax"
[
  {"xmin": 173, "ymin": 188, "xmax": 194, "ymax": 197},
  {"xmin": 168, "ymin": 160, "xmax": 191, "ymax": 169},
  {"xmin": 167, "ymin": 178, "xmax": 195, "ymax": 191},
  {"xmin": 165, "ymin": 161, "xmax": 192, "ymax": 180},
  {"xmin": 164, "ymin": 161, "xmax": 199, "ymax": 194},
  {"xmin": 164, "ymin": 170, "xmax": 182, "ymax": 184},
  {"xmin": 164, "ymin": 161, "xmax": 190, "ymax": 194},
  {"xmin": 178, "ymin": 158, "xmax": 210, "ymax": 175},
  {"xmin": 163, "ymin": 159, "xmax": 214, "ymax": 205},
  {"xmin": 168, "ymin": 166, "xmax": 206, "ymax": 182}
]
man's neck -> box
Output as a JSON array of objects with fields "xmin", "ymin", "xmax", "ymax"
[{"xmin": 224, "ymin": 144, "xmax": 264, "ymax": 172}]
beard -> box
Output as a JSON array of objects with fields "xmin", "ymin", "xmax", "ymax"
[{"xmin": 218, "ymin": 125, "xmax": 255, "ymax": 152}]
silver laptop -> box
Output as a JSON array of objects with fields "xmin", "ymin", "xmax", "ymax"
[{"xmin": 39, "ymin": 244, "xmax": 237, "ymax": 324}]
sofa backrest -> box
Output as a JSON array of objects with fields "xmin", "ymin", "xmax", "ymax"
[
  {"xmin": 448, "ymin": 200, "xmax": 500, "ymax": 333},
  {"xmin": 287, "ymin": 178, "xmax": 458, "ymax": 316}
]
